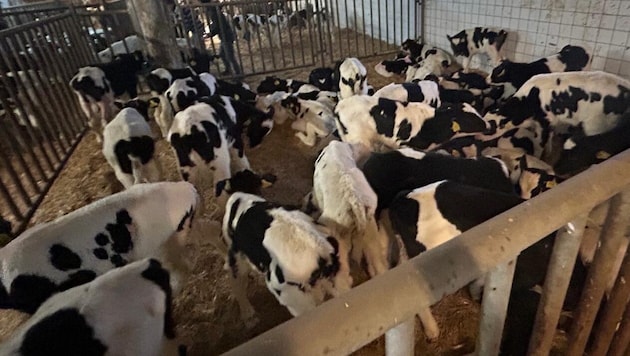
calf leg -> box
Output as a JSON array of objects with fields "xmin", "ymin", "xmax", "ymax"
[
  {"xmin": 227, "ymin": 255, "xmax": 258, "ymax": 328},
  {"xmin": 418, "ymin": 307, "xmax": 440, "ymax": 340}
]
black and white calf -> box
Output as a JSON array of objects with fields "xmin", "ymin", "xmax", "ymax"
[
  {"xmin": 70, "ymin": 53, "xmax": 146, "ymax": 141},
  {"xmin": 279, "ymin": 95, "xmax": 336, "ymax": 146},
  {"xmin": 374, "ymin": 56, "xmax": 413, "ymax": 77},
  {"xmin": 336, "ymin": 57, "xmax": 369, "ymax": 100},
  {"xmin": 373, "ymin": 81, "xmax": 441, "ymax": 107},
  {"xmin": 146, "ymin": 67, "xmax": 198, "ymax": 96},
  {"xmin": 167, "ymin": 99, "xmax": 249, "ymax": 203},
  {"xmin": 256, "ymin": 76, "xmax": 309, "ymax": 94},
  {"xmin": 486, "ymin": 71, "xmax": 630, "ymax": 157},
  {"xmin": 310, "ymin": 141, "xmax": 388, "ymax": 277},
  {"xmin": 222, "ymin": 192, "xmax": 352, "ymax": 326},
  {"xmin": 489, "ymin": 44, "xmax": 593, "ymax": 89},
  {"xmin": 405, "ymin": 49, "xmax": 454, "ymax": 82},
  {"xmin": 554, "ymin": 117, "xmax": 630, "ymax": 177},
  {"xmin": 0, "ymin": 258, "xmax": 184, "ymax": 356},
  {"xmin": 335, "ymin": 96, "xmax": 487, "ymax": 151},
  {"xmin": 308, "ymin": 67, "xmax": 336, "ymax": 91},
  {"xmin": 447, "ymin": 27, "xmax": 508, "ymax": 70},
  {"xmin": 0, "ymin": 181, "xmax": 199, "ymax": 314},
  {"xmin": 102, "ymin": 106, "xmax": 161, "ymax": 189},
  {"xmin": 361, "ymin": 148, "xmax": 513, "ymax": 214}
]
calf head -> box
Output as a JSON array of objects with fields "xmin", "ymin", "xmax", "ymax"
[
  {"xmin": 401, "ymin": 38, "xmax": 424, "ymax": 60},
  {"xmin": 516, "ymin": 162, "xmax": 560, "ymax": 199},
  {"xmin": 558, "ymin": 45, "xmax": 591, "ymax": 71},
  {"xmin": 215, "ymin": 169, "xmax": 277, "ymax": 197},
  {"xmin": 280, "ymin": 96, "xmax": 301, "ymax": 116},
  {"xmin": 308, "ymin": 67, "xmax": 335, "ymax": 91},
  {"xmin": 246, "ymin": 106, "xmax": 275, "ymax": 148},
  {"xmin": 257, "ymin": 76, "xmax": 288, "ymax": 94},
  {"xmin": 489, "ymin": 59, "xmax": 515, "ymax": 84}
]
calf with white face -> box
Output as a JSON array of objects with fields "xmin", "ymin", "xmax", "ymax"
[
  {"xmin": 0, "ymin": 182, "xmax": 199, "ymax": 314},
  {"xmin": 336, "ymin": 57, "xmax": 369, "ymax": 100},
  {"xmin": 222, "ymin": 193, "xmax": 352, "ymax": 326},
  {"xmin": 447, "ymin": 27, "xmax": 508, "ymax": 70},
  {"xmin": 103, "ymin": 107, "xmax": 161, "ymax": 189},
  {"xmin": 167, "ymin": 99, "xmax": 249, "ymax": 204},
  {"xmin": 0, "ymin": 258, "xmax": 184, "ymax": 356}
]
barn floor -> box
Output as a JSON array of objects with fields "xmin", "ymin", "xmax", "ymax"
[{"xmin": 0, "ymin": 54, "xmax": 483, "ymax": 355}]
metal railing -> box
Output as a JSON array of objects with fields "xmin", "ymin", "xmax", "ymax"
[
  {"xmin": 222, "ymin": 149, "xmax": 630, "ymax": 355},
  {"xmin": 0, "ymin": 11, "xmax": 91, "ymax": 235}
]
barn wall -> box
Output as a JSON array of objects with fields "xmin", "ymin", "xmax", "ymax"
[
  {"xmin": 422, "ymin": 0, "xmax": 630, "ymax": 77},
  {"xmin": 334, "ymin": 0, "xmax": 417, "ymax": 45}
]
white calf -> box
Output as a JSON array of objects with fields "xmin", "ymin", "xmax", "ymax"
[{"xmin": 337, "ymin": 57, "xmax": 369, "ymax": 100}]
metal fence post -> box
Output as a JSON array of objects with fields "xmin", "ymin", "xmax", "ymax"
[
  {"xmin": 475, "ymin": 260, "xmax": 517, "ymax": 356},
  {"xmin": 566, "ymin": 189, "xmax": 630, "ymax": 355}
]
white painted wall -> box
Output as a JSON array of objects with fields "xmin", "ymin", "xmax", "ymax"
[
  {"xmin": 423, "ymin": 0, "xmax": 630, "ymax": 77},
  {"xmin": 333, "ymin": 0, "xmax": 417, "ymax": 45}
]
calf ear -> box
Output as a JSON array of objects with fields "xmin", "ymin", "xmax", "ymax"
[{"xmin": 446, "ymin": 34, "xmax": 453, "ymax": 40}]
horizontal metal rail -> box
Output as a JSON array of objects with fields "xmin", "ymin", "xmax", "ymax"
[{"xmin": 222, "ymin": 149, "xmax": 630, "ymax": 355}]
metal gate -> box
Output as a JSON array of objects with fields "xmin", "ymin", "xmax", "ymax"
[
  {"xmin": 175, "ymin": 0, "xmax": 419, "ymax": 78},
  {"xmin": 0, "ymin": 10, "xmax": 93, "ymax": 236}
]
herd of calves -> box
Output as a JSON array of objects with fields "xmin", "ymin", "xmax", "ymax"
[{"xmin": 1, "ymin": 26, "xmax": 629, "ymax": 355}]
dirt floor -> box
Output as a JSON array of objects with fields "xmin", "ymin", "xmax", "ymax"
[{"xmin": 0, "ymin": 28, "xmax": 482, "ymax": 355}]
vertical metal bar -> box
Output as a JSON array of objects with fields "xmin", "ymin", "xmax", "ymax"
[
  {"xmin": 286, "ymin": 4, "xmax": 297, "ymax": 66},
  {"xmin": 400, "ymin": 0, "xmax": 403, "ymax": 44},
  {"xmin": 0, "ymin": 124, "xmax": 35, "ymax": 207},
  {"xmin": 369, "ymin": 0, "xmax": 374, "ymax": 55},
  {"xmin": 420, "ymin": 0, "xmax": 425, "ymax": 42},
  {"xmin": 351, "ymin": 0, "xmax": 358, "ymax": 55},
  {"xmin": 566, "ymin": 190, "xmax": 630, "ymax": 355},
  {"xmin": 306, "ymin": 2, "xmax": 317, "ymax": 66},
  {"xmin": 589, "ymin": 247, "xmax": 630, "ymax": 355},
  {"xmin": 314, "ymin": 0, "xmax": 326, "ymax": 67},
  {"xmin": 384, "ymin": 318, "xmax": 415, "ymax": 356},
  {"xmin": 608, "ymin": 303, "xmax": 630, "ymax": 356},
  {"xmin": 475, "ymin": 260, "xmax": 517, "ymax": 356},
  {"xmin": 0, "ymin": 38, "xmax": 54, "ymax": 177},
  {"xmin": 527, "ymin": 213, "xmax": 589, "ymax": 356},
  {"xmin": 407, "ymin": 0, "xmax": 411, "ymax": 42},
  {"xmin": 252, "ymin": 10, "xmax": 268, "ymax": 72},
  {"xmin": 325, "ymin": 0, "xmax": 334, "ymax": 63},
  {"xmin": 24, "ymin": 23, "xmax": 77, "ymax": 144},
  {"xmin": 295, "ymin": 0, "xmax": 306, "ymax": 65},
  {"xmin": 384, "ymin": 0, "xmax": 388, "ymax": 49},
  {"xmin": 343, "ymin": 0, "xmax": 349, "ymax": 55},
  {"xmin": 335, "ymin": 0, "xmax": 342, "ymax": 59},
  {"xmin": 360, "ymin": 0, "xmax": 366, "ymax": 56},
  {"xmin": 275, "ymin": 1, "xmax": 288, "ymax": 69},
  {"xmin": 377, "ymin": 0, "xmax": 382, "ymax": 53},
  {"xmin": 0, "ymin": 176, "xmax": 25, "ymax": 221},
  {"xmin": 11, "ymin": 31, "xmax": 69, "ymax": 157},
  {"xmin": 73, "ymin": 12, "xmax": 97, "ymax": 63}
]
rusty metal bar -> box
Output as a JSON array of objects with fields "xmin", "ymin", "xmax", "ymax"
[
  {"xmin": 0, "ymin": 173, "xmax": 25, "ymax": 221},
  {"xmin": 589, "ymin": 247, "xmax": 630, "ymax": 355},
  {"xmin": 527, "ymin": 213, "xmax": 589, "ymax": 356},
  {"xmin": 223, "ymin": 150, "xmax": 630, "ymax": 356},
  {"xmin": 566, "ymin": 190, "xmax": 630, "ymax": 355},
  {"xmin": 608, "ymin": 302, "xmax": 630, "ymax": 356},
  {"xmin": 475, "ymin": 260, "xmax": 517, "ymax": 356},
  {"xmin": 0, "ymin": 124, "xmax": 35, "ymax": 207}
]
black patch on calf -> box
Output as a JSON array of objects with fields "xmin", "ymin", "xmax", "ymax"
[
  {"xmin": 9, "ymin": 275, "xmax": 57, "ymax": 314},
  {"xmin": 545, "ymin": 86, "xmax": 589, "ymax": 118},
  {"xmin": 371, "ymin": 98, "xmax": 399, "ymax": 136},
  {"xmin": 397, "ymin": 119, "xmax": 412, "ymax": 140},
  {"xmin": 70, "ymin": 72, "xmax": 109, "ymax": 102},
  {"xmin": 142, "ymin": 259, "xmax": 176, "ymax": 339},
  {"xmin": 230, "ymin": 201, "xmax": 278, "ymax": 272},
  {"xmin": 447, "ymin": 30, "xmax": 469, "ymax": 57},
  {"xmin": 114, "ymin": 136, "xmax": 155, "ymax": 175},
  {"xmin": 105, "ymin": 209, "xmax": 133, "ymax": 254},
  {"xmin": 93, "ymin": 248, "xmax": 108, "ymax": 260},
  {"xmin": 403, "ymin": 82, "xmax": 426, "ymax": 102},
  {"xmin": 257, "ymin": 76, "xmax": 288, "ymax": 94},
  {"xmin": 19, "ymin": 308, "xmax": 107, "ymax": 356},
  {"xmin": 389, "ymin": 192, "xmax": 426, "ymax": 258},
  {"xmin": 58, "ymin": 270, "xmax": 97, "ymax": 291},
  {"xmin": 95, "ymin": 233, "xmax": 109, "ymax": 246},
  {"xmin": 308, "ymin": 67, "xmax": 335, "ymax": 91},
  {"xmin": 603, "ymin": 85, "xmax": 630, "ymax": 115},
  {"xmin": 275, "ymin": 265, "xmax": 285, "ymax": 284},
  {"xmin": 169, "ymin": 121, "xmax": 222, "ymax": 168},
  {"xmin": 408, "ymin": 103, "xmax": 487, "ymax": 149},
  {"xmin": 433, "ymin": 181, "xmax": 523, "ymax": 232},
  {"xmin": 382, "ymin": 59, "xmax": 410, "ymax": 75},
  {"xmin": 109, "ymin": 254, "xmax": 127, "ymax": 267},
  {"xmin": 146, "ymin": 74, "xmax": 172, "ymax": 95},
  {"xmin": 49, "ymin": 244, "xmax": 82, "ymax": 272},
  {"xmin": 558, "ymin": 45, "xmax": 590, "ymax": 71}
]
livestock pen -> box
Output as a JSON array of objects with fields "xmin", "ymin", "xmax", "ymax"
[{"xmin": 1, "ymin": 0, "xmax": 630, "ymax": 355}]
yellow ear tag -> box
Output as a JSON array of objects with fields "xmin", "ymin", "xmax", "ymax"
[
  {"xmin": 190, "ymin": 60, "xmax": 197, "ymax": 66},
  {"xmin": 596, "ymin": 151, "xmax": 611, "ymax": 160},
  {"xmin": 149, "ymin": 100, "xmax": 159, "ymax": 108},
  {"xmin": 545, "ymin": 180, "xmax": 557, "ymax": 189},
  {"xmin": 274, "ymin": 80, "xmax": 280, "ymax": 85},
  {"xmin": 234, "ymin": 94, "xmax": 240, "ymax": 100},
  {"xmin": 451, "ymin": 121, "xmax": 461, "ymax": 132}
]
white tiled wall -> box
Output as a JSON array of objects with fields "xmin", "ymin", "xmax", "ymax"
[
  {"xmin": 423, "ymin": 0, "xmax": 630, "ymax": 78},
  {"xmin": 335, "ymin": 0, "xmax": 416, "ymax": 45}
]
